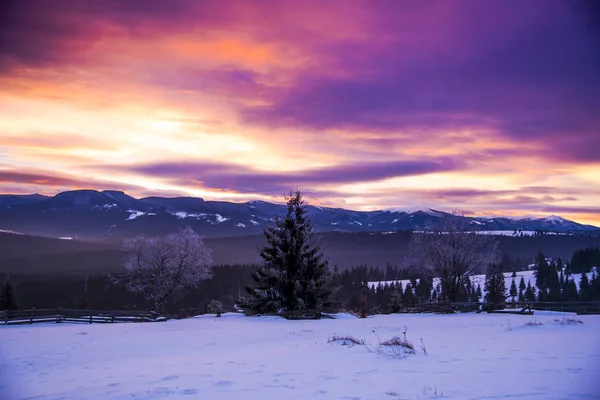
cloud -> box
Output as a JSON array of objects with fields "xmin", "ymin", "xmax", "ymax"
[
  {"xmin": 1, "ymin": 0, "xmax": 599, "ymax": 225},
  {"xmin": 112, "ymin": 157, "xmax": 462, "ymax": 194},
  {"xmin": 0, "ymin": 168, "xmax": 143, "ymax": 194}
]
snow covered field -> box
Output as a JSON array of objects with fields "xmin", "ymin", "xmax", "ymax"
[{"xmin": 1, "ymin": 312, "xmax": 599, "ymax": 400}]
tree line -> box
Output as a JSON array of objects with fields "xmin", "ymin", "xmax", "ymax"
[{"xmin": 2, "ymin": 191, "xmax": 599, "ymax": 316}]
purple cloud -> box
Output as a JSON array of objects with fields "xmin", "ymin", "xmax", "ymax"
[{"xmin": 113, "ymin": 158, "xmax": 462, "ymax": 194}]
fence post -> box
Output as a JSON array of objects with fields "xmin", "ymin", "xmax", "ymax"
[
  {"xmin": 30, "ymin": 307, "xmax": 35, "ymax": 324},
  {"xmin": 89, "ymin": 313, "xmax": 93, "ymax": 324}
]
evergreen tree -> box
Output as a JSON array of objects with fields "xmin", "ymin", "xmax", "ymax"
[
  {"xmin": 465, "ymin": 277, "xmax": 473, "ymax": 296},
  {"xmin": 403, "ymin": 283, "xmax": 414, "ymax": 306},
  {"xmin": 484, "ymin": 264, "xmax": 506, "ymax": 309},
  {"xmin": 387, "ymin": 288, "xmax": 403, "ymax": 313},
  {"xmin": 0, "ymin": 274, "xmax": 18, "ymax": 311},
  {"xmin": 579, "ymin": 273, "xmax": 591, "ymax": 301},
  {"xmin": 509, "ymin": 279, "xmax": 518, "ymax": 302},
  {"xmin": 525, "ymin": 281, "xmax": 536, "ymax": 302},
  {"xmin": 240, "ymin": 191, "xmax": 333, "ymax": 315},
  {"xmin": 518, "ymin": 287, "xmax": 525, "ymax": 302},
  {"xmin": 590, "ymin": 271, "xmax": 600, "ymax": 300},
  {"xmin": 519, "ymin": 276, "xmax": 526, "ymax": 292},
  {"xmin": 475, "ymin": 284, "xmax": 483, "ymax": 301},
  {"xmin": 547, "ymin": 261, "xmax": 561, "ymax": 301},
  {"xmin": 534, "ymin": 252, "xmax": 550, "ymax": 293},
  {"xmin": 563, "ymin": 278, "xmax": 579, "ymax": 301},
  {"xmin": 456, "ymin": 282, "xmax": 469, "ymax": 302},
  {"xmin": 511, "ymin": 271, "xmax": 517, "ymax": 278}
]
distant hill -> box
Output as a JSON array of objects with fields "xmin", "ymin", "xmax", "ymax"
[
  {"xmin": 2, "ymin": 231, "xmax": 600, "ymax": 276},
  {"xmin": 0, "ymin": 190, "xmax": 597, "ymax": 240}
]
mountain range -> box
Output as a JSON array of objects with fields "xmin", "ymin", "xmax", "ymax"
[{"xmin": 0, "ymin": 190, "xmax": 597, "ymax": 240}]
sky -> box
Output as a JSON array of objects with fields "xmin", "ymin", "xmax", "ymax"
[{"xmin": 1, "ymin": 0, "xmax": 599, "ymax": 225}]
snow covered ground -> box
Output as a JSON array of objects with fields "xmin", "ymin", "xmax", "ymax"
[{"xmin": 1, "ymin": 312, "xmax": 599, "ymax": 399}]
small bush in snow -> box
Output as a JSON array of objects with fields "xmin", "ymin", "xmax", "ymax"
[
  {"xmin": 207, "ymin": 300, "xmax": 225, "ymax": 317},
  {"xmin": 374, "ymin": 327, "xmax": 418, "ymax": 359}
]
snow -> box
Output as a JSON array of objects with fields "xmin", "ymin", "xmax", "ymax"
[
  {"xmin": 477, "ymin": 230, "xmax": 538, "ymax": 236},
  {"xmin": 236, "ymin": 223, "xmax": 246, "ymax": 228},
  {"xmin": 171, "ymin": 211, "xmax": 209, "ymax": 220},
  {"xmin": 1, "ymin": 312, "xmax": 598, "ymax": 399},
  {"xmin": 126, "ymin": 210, "xmax": 157, "ymax": 220},
  {"xmin": 545, "ymin": 215, "xmax": 568, "ymax": 224},
  {"xmin": 477, "ymin": 215, "xmax": 536, "ymax": 221},
  {"xmin": 0, "ymin": 229, "xmax": 24, "ymax": 235},
  {"xmin": 169, "ymin": 212, "xmax": 229, "ymax": 224},
  {"xmin": 384, "ymin": 207, "xmax": 441, "ymax": 216},
  {"xmin": 214, "ymin": 214, "xmax": 229, "ymax": 223},
  {"xmin": 249, "ymin": 219, "xmax": 260, "ymax": 226},
  {"xmin": 369, "ymin": 270, "xmax": 596, "ymax": 294},
  {"xmin": 58, "ymin": 236, "xmax": 73, "ymax": 240}
]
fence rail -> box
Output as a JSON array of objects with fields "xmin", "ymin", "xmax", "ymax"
[
  {"xmin": 396, "ymin": 301, "xmax": 600, "ymax": 315},
  {"xmin": 2, "ymin": 301, "xmax": 600, "ymax": 325},
  {"xmin": 0, "ymin": 308, "xmax": 165, "ymax": 326}
]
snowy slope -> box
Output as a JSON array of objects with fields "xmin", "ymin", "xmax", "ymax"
[
  {"xmin": 369, "ymin": 270, "xmax": 596, "ymax": 294},
  {"xmin": 1, "ymin": 313, "xmax": 599, "ymax": 399}
]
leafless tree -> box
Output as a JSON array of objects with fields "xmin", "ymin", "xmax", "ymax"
[
  {"xmin": 407, "ymin": 215, "xmax": 500, "ymax": 303},
  {"xmin": 115, "ymin": 227, "xmax": 213, "ymax": 311}
]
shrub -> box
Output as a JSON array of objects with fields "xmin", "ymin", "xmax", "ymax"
[{"xmin": 207, "ymin": 300, "xmax": 225, "ymax": 317}]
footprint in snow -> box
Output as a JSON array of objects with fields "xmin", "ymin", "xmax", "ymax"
[
  {"xmin": 180, "ymin": 389, "xmax": 198, "ymax": 395},
  {"xmin": 161, "ymin": 375, "xmax": 179, "ymax": 381},
  {"xmin": 214, "ymin": 380, "xmax": 233, "ymax": 387}
]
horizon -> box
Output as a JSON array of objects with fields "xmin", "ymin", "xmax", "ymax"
[
  {"xmin": 1, "ymin": 1, "xmax": 599, "ymax": 225},
  {"xmin": 2, "ymin": 188, "xmax": 597, "ymax": 227}
]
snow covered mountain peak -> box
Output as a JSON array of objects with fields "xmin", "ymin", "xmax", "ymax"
[{"xmin": 383, "ymin": 207, "xmax": 439, "ymax": 215}]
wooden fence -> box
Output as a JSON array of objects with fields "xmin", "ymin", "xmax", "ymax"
[
  {"xmin": 0, "ymin": 308, "xmax": 165, "ymax": 326},
  {"xmin": 2, "ymin": 301, "xmax": 599, "ymax": 325},
  {"xmin": 397, "ymin": 301, "xmax": 600, "ymax": 315}
]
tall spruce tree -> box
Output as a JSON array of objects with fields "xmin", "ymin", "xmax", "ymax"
[
  {"xmin": 240, "ymin": 190, "xmax": 333, "ymax": 315},
  {"xmin": 0, "ymin": 274, "xmax": 18, "ymax": 311}
]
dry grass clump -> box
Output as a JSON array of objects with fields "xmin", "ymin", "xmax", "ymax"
[
  {"xmin": 380, "ymin": 336, "xmax": 416, "ymax": 353},
  {"xmin": 327, "ymin": 335, "xmax": 367, "ymax": 347},
  {"xmin": 523, "ymin": 320, "xmax": 544, "ymax": 327}
]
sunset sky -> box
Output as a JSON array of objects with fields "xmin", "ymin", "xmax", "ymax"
[{"xmin": 1, "ymin": 0, "xmax": 599, "ymax": 225}]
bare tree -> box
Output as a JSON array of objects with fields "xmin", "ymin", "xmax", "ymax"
[
  {"xmin": 407, "ymin": 216, "xmax": 500, "ymax": 303},
  {"xmin": 115, "ymin": 227, "xmax": 213, "ymax": 311}
]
